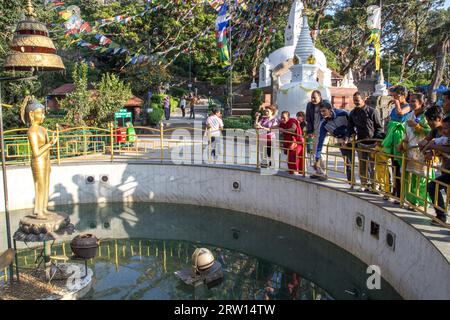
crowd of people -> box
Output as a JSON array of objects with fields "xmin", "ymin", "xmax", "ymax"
[{"xmin": 252, "ymin": 88, "xmax": 450, "ymax": 225}]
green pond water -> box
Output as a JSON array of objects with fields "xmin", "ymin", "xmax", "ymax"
[{"xmin": 2, "ymin": 203, "xmax": 402, "ymax": 300}]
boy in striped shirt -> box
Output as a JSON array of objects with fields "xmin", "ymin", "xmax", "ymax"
[{"xmin": 206, "ymin": 108, "xmax": 224, "ymax": 158}]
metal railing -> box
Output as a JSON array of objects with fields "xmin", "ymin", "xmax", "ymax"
[{"xmin": 1, "ymin": 123, "xmax": 449, "ymax": 229}]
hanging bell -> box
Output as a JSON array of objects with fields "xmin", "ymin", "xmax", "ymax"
[{"xmin": 4, "ymin": 0, "xmax": 65, "ymax": 72}]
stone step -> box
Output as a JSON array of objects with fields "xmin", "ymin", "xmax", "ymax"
[
  {"xmin": 231, "ymin": 108, "xmax": 252, "ymax": 116},
  {"xmin": 233, "ymin": 103, "xmax": 251, "ymax": 109},
  {"xmin": 233, "ymin": 97, "xmax": 252, "ymax": 104}
]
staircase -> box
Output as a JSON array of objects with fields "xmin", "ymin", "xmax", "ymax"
[{"xmin": 231, "ymin": 81, "xmax": 253, "ymax": 116}]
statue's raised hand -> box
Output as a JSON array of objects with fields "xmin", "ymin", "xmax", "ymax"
[{"xmin": 49, "ymin": 132, "xmax": 58, "ymax": 146}]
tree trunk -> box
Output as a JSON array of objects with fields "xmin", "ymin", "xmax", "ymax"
[
  {"xmin": 341, "ymin": 55, "xmax": 359, "ymax": 76},
  {"xmin": 428, "ymin": 37, "xmax": 449, "ymax": 103},
  {"xmin": 252, "ymin": 45, "xmax": 262, "ymax": 78}
]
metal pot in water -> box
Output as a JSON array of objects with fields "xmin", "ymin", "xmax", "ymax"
[{"xmin": 70, "ymin": 234, "xmax": 99, "ymax": 259}]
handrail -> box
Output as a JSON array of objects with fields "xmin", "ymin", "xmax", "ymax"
[
  {"xmin": 58, "ymin": 126, "xmax": 111, "ymax": 133},
  {"xmin": 1, "ymin": 124, "xmax": 449, "ymax": 228}
]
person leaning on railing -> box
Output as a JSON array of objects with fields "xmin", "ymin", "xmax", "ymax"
[
  {"xmin": 418, "ymin": 105, "xmax": 445, "ymax": 148},
  {"xmin": 397, "ymin": 93, "xmax": 433, "ymax": 211},
  {"xmin": 296, "ymin": 111, "xmax": 307, "ymax": 134},
  {"xmin": 254, "ymin": 105, "xmax": 280, "ymax": 168},
  {"xmin": 381, "ymin": 85, "xmax": 412, "ymax": 201},
  {"xmin": 306, "ymin": 91, "xmax": 332, "ymax": 179},
  {"xmin": 277, "ymin": 111, "xmax": 304, "ymax": 175},
  {"xmin": 422, "ymin": 116, "xmax": 450, "ymax": 225},
  {"xmin": 313, "ymin": 104, "xmax": 351, "ymax": 183},
  {"xmin": 346, "ymin": 92, "xmax": 384, "ymax": 192}
]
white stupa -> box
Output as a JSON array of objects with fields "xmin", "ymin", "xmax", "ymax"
[
  {"xmin": 258, "ymin": 0, "xmax": 303, "ymax": 88},
  {"xmin": 374, "ymin": 69, "xmax": 389, "ymax": 96},
  {"xmin": 275, "ymin": 15, "xmax": 332, "ymax": 115},
  {"xmin": 340, "ymin": 69, "xmax": 357, "ymax": 89},
  {"xmin": 256, "ymin": 1, "xmax": 332, "ymax": 116}
]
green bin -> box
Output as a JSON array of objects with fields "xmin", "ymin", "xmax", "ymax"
[{"xmin": 127, "ymin": 126, "xmax": 136, "ymax": 142}]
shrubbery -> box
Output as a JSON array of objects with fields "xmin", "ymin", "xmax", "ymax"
[
  {"xmin": 151, "ymin": 93, "xmax": 165, "ymax": 105},
  {"xmin": 43, "ymin": 117, "xmax": 66, "ymax": 130},
  {"xmin": 47, "ymin": 109, "xmax": 68, "ymax": 117},
  {"xmin": 147, "ymin": 108, "xmax": 164, "ymax": 126},
  {"xmin": 150, "ymin": 103, "xmax": 160, "ymax": 110},
  {"xmin": 209, "ymin": 76, "xmax": 227, "ymax": 86},
  {"xmin": 223, "ymin": 115, "xmax": 253, "ymax": 130},
  {"xmin": 171, "ymin": 97, "xmax": 180, "ymax": 111},
  {"xmin": 208, "ymin": 99, "xmax": 221, "ymax": 113},
  {"xmin": 59, "ymin": 62, "xmax": 131, "ymax": 128}
]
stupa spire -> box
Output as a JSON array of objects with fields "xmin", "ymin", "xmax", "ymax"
[
  {"xmin": 379, "ymin": 68, "xmax": 385, "ymax": 84},
  {"xmin": 285, "ymin": 0, "xmax": 304, "ymax": 47},
  {"xmin": 25, "ymin": 0, "xmax": 37, "ymax": 19},
  {"xmin": 294, "ymin": 15, "xmax": 314, "ymax": 65}
]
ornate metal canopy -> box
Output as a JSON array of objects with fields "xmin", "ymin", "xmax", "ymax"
[{"xmin": 4, "ymin": 0, "xmax": 65, "ymax": 72}]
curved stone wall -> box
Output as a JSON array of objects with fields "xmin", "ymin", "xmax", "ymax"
[{"xmin": 1, "ymin": 162, "xmax": 449, "ymax": 299}]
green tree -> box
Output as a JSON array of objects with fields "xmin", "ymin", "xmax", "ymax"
[
  {"xmin": 250, "ymin": 88, "xmax": 264, "ymax": 121},
  {"xmin": 60, "ymin": 62, "xmax": 92, "ymax": 126},
  {"xmin": 93, "ymin": 73, "xmax": 132, "ymax": 127},
  {"xmin": 2, "ymin": 106, "xmax": 22, "ymax": 130},
  {"xmin": 1, "ymin": 0, "xmax": 448, "ymax": 109},
  {"xmin": 425, "ymin": 8, "xmax": 450, "ymax": 102},
  {"xmin": 122, "ymin": 63, "xmax": 171, "ymax": 97}
]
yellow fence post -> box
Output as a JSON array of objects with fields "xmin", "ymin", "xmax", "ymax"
[
  {"xmin": 350, "ymin": 136, "xmax": 356, "ymax": 188},
  {"xmin": 399, "ymin": 150, "xmax": 407, "ymax": 208},
  {"xmin": 302, "ymin": 137, "xmax": 306, "ymax": 177},
  {"xmin": 109, "ymin": 122, "xmax": 114, "ymax": 162},
  {"xmin": 56, "ymin": 124, "xmax": 61, "ymax": 165},
  {"xmin": 83, "ymin": 126, "xmax": 87, "ymax": 160},
  {"xmin": 256, "ymin": 129, "xmax": 260, "ymax": 169},
  {"xmin": 160, "ymin": 122, "xmax": 164, "ymax": 161},
  {"xmin": 206, "ymin": 128, "xmax": 212, "ymax": 162},
  {"xmin": 423, "ymin": 163, "xmax": 430, "ymax": 214}
]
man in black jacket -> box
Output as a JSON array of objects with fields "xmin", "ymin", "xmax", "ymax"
[
  {"xmin": 305, "ymin": 90, "xmax": 332, "ymax": 178},
  {"xmin": 345, "ymin": 92, "xmax": 384, "ymax": 191}
]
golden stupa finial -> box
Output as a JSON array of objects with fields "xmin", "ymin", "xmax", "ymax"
[{"xmin": 25, "ymin": 0, "xmax": 37, "ymax": 18}]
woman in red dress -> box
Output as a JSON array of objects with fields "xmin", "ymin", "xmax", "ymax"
[{"xmin": 279, "ymin": 111, "xmax": 304, "ymax": 174}]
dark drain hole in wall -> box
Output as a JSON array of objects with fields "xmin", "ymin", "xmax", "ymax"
[{"xmin": 370, "ymin": 221, "xmax": 380, "ymax": 239}]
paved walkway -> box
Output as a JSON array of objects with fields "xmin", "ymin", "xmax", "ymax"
[{"xmin": 161, "ymin": 100, "xmax": 209, "ymax": 129}]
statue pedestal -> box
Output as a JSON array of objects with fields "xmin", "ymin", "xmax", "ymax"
[{"xmin": 13, "ymin": 212, "xmax": 74, "ymax": 242}]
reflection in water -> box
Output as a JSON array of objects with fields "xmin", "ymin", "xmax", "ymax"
[
  {"xmin": 3, "ymin": 203, "xmax": 402, "ymax": 300},
  {"xmin": 14, "ymin": 239, "xmax": 333, "ymax": 300}
]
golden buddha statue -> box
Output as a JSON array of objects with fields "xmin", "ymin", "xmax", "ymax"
[
  {"xmin": 306, "ymin": 54, "xmax": 316, "ymax": 65},
  {"xmin": 20, "ymin": 96, "xmax": 58, "ymax": 220}
]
